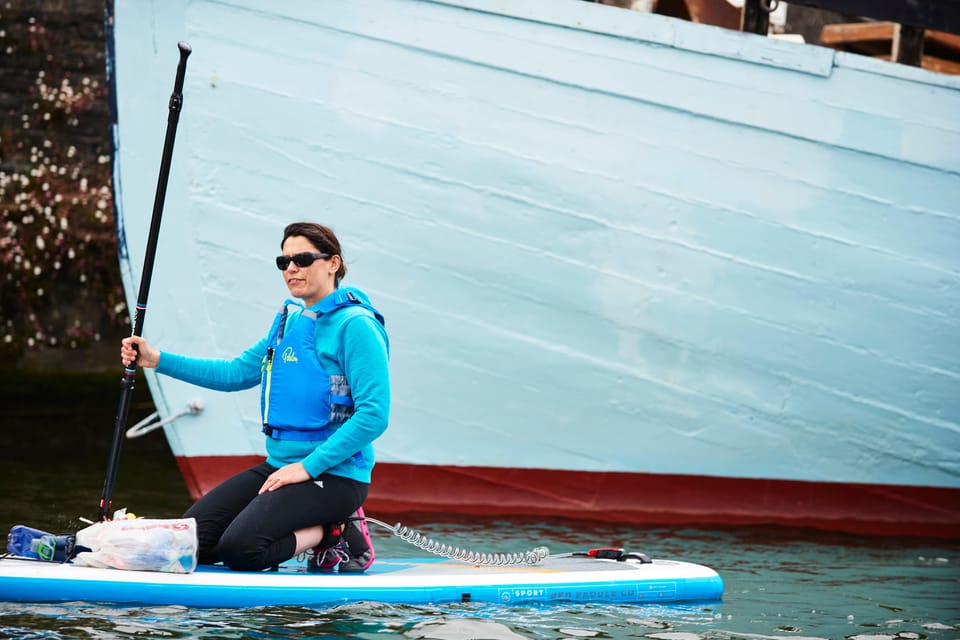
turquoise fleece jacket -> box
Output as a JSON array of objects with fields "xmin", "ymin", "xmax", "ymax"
[{"xmin": 155, "ymin": 291, "xmax": 390, "ymax": 483}]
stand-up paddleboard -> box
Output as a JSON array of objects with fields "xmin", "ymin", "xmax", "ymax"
[{"xmin": 0, "ymin": 553, "xmax": 722, "ymax": 607}]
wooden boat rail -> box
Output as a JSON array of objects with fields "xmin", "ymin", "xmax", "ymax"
[{"xmin": 594, "ymin": 0, "xmax": 960, "ymax": 71}]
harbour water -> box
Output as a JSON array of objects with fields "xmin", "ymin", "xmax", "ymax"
[{"xmin": 1, "ymin": 370, "xmax": 958, "ymax": 639}]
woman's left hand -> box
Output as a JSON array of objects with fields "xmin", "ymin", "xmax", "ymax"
[{"xmin": 259, "ymin": 462, "xmax": 311, "ymax": 494}]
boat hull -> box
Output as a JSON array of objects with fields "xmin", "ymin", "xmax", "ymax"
[
  {"xmin": 178, "ymin": 456, "xmax": 960, "ymax": 537},
  {"xmin": 109, "ymin": 0, "xmax": 960, "ymax": 537}
]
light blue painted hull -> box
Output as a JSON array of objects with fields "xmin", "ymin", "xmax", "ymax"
[{"xmin": 109, "ymin": 0, "xmax": 960, "ymax": 533}]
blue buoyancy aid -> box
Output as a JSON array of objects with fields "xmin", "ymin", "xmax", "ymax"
[{"xmin": 260, "ymin": 288, "xmax": 385, "ymax": 442}]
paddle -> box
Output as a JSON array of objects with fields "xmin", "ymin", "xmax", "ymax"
[{"xmin": 98, "ymin": 42, "xmax": 192, "ymax": 522}]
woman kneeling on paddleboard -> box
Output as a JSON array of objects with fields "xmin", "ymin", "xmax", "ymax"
[{"xmin": 120, "ymin": 222, "xmax": 389, "ymax": 573}]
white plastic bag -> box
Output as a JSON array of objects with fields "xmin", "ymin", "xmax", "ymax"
[{"xmin": 73, "ymin": 517, "xmax": 198, "ymax": 573}]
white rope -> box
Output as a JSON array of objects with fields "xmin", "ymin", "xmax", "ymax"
[{"xmin": 126, "ymin": 399, "xmax": 204, "ymax": 438}]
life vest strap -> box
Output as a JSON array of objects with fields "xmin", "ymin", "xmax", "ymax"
[{"xmin": 263, "ymin": 425, "xmax": 330, "ymax": 441}]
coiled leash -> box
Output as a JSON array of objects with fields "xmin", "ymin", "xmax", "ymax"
[
  {"xmin": 366, "ymin": 517, "xmax": 549, "ymax": 566},
  {"xmin": 366, "ymin": 518, "xmax": 652, "ymax": 567}
]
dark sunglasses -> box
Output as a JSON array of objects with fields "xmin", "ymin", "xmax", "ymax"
[{"xmin": 275, "ymin": 252, "xmax": 330, "ymax": 270}]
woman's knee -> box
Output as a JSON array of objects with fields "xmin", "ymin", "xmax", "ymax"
[
  {"xmin": 217, "ymin": 528, "xmax": 266, "ymax": 571},
  {"xmin": 218, "ymin": 547, "xmax": 264, "ymax": 571},
  {"xmin": 217, "ymin": 527, "xmax": 296, "ymax": 572}
]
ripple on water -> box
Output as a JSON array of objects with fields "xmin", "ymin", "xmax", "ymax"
[{"xmin": 407, "ymin": 618, "xmax": 531, "ymax": 640}]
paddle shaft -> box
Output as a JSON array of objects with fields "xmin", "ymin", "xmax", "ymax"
[{"xmin": 98, "ymin": 42, "xmax": 192, "ymax": 522}]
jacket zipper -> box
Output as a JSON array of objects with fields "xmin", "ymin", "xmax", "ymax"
[{"xmin": 263, "ymin": 347, "xmax": 275, "ymax": 424}]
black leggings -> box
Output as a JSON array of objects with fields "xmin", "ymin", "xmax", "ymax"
[{"xmin": 183, "ymin": 461, "xmax": 368, "ymax": 571}]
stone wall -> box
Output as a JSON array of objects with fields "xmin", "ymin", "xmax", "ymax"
[
  {"xmin": 1, "ymin": 0, "xmax": 124, "ymax": 371},
  {"xmin": 0, "ymin": 0, "xmax": 108, "ymax": 166}
]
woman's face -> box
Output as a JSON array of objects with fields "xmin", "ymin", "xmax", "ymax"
[{"xmin": 279, "ymin": 235, "xmax": 340, "ymax": 306}]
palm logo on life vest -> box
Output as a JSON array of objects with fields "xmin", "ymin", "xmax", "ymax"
[{"xmin": 259, "ymin": 288, "xmax": 385, "ymax": 458}]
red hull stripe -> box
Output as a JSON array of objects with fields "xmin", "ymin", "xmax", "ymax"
[{"xmin": 175, "ymin": 456, "xmax": 960, "ymax": 538}]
